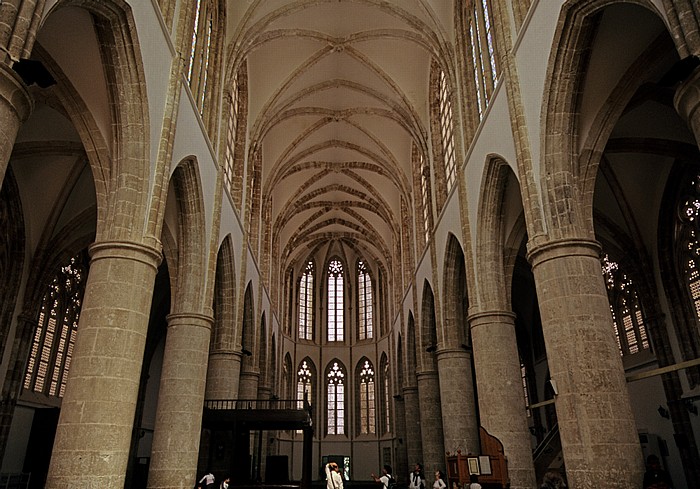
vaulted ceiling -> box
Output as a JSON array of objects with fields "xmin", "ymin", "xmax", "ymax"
[{"xmin": 228, "ymin": 0, "xmax": 454, "ymax": 274}]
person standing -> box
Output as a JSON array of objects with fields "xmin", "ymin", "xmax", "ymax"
[
  {"xmin": 433, "ymin": 471, "xmax": 446, "ymax": 489},
  {"xmin": 371, "ymin": 465, "xmax": 395, "ymax": 489},
  {"xmin": 643, "ymin": 455, "xmax": 672, "ymax": 489},
  {"xmin": 219, "ymin": 476, "xmax": 230, "ymax": 489},
  {"xmin": 198, "ymin": 470, "xmax": 215, "ymax": 489},
  {"xmin": 409, "ymin": 463, "xmax": 425, "ymax": 489},
  {"xmin": 468, "ymin": 474, "xmax": 482, "ymax": 489},
  {"xmin": 326, "ymin": 462, "xmax": 344, "ymax": 489}
]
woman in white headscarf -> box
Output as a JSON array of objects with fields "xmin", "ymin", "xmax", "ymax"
[{"xmin": 325, "ymin": 462, "xmax": 343, "ymax": 489}]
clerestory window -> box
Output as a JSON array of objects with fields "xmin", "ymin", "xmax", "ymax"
[
  {"xmin": 467, "ymin": 0, "xmax": 498, "ymax": 118},
  {"xmin": 438, "ymin": 69, "xmax": 457, "ymax": 191},
  {"xmin": 358, "ymin": 260, "xmax": 373, "ymax": 340},
  {"xmin": 327, "ymin": 259, "xmax": 344, "ymax": 342},
  {"xmin": 299, "ymin": 261, "xmax": 314, "ymax": 341}
]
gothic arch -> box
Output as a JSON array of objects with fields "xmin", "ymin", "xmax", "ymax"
[
  {"xmin": 475, "ymin": 156, "xmax": 520, "ymax": 308},
  {"xmin": 212, "ymin": 235, "xmax": 236, "ymax": 352},
  {"xmin": 241, "ymin": 282, "xmax": 256, "ymax": 370},
  {"xmin": 442, "ymin": 233, "xmax": 469, "ymax": 348},
  {"xmin": 43, "ymin": 0, "xmax": 152, "ymax": 241},
  {"xmin": 419, "ymin": 280, "xmax": 438, "ymax": 372},
  {"xmin": 169, "ymin": 158, "xmax": 208, "ymax": 310},
  {"xmin": 540, "ymin": 0, "xmax": 666, "ymax": 240}
]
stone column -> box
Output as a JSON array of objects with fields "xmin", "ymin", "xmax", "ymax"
[
  {"xmin": 435, "ymin": 348, "xmax": 479, "ymax": 455},
  {"xmin": 205, "ymin": 350, "xmax": 242, "ymax": 400},
  {"xmin": 676, "ymin": 67, "xmax": 700, "ymax": 149},
  {"xmin": 45, "ymin": 240, "xmax": 161, "ymax": 488},
  {"xmin": 239, "ymin": 369, "xmax": 260, "ymax": 400},
  {"xmin": 393, "ymin": 395, "xmax": 409, "ymax": 483},
  {"xmin": 0, "ymin": 63, "xmax": 32, "ymax": 186},
  {"xmin": 416, "ymin": 370, "xmax": 444, "ymax": 472},
  {"xmin": 403, "ymin": 386, "xmax": 423, "ymax": 468},
  {"xmin": 468, "ymin": 310, "xmax": 536, "ymax": 489},
  {"xmin": 147, "ymin": 312, "xmax": 213, "ymax": 489},
  {"xmin": 526, "ymin": 238, "xmax": 643, "ymax": 488}
]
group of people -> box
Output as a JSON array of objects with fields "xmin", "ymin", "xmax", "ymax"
[{"xmin": 205, "ymin": 453, "xmax": 671, "ymax": 489}]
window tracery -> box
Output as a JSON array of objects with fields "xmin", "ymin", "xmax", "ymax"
[
  {"xmin": 438, "ymin": 69, "xmax": 457, "ymax": 191},
  {"xmin": 299, "ymin": 261, "xmax": 314, "ymax": 341},
  {"xmin": 24, "ymin": 251, "xmax": 88, "ymax": 398},
  {"xmin": 358, "ymin": 260, "xmax": 373, "ymax": 340},
  {"xmin": 327, "ymin": 259, "xmax": 344, "ymax": 342},
  {"xmin": 467, "ymin": 0, "xmax": 498, "ymax": 118},
  {"xmin": 358, "ymin": 359, "xmax": 375, "ymax": 434},
  {"xmin": 327, "ymin": 361, "xmax": 346, "ymax": 435}
]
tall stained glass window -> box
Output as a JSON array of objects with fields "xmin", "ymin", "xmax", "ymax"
[
  {"xmin": 358, "ymin": 260, "xmax": 373, "ymax": 340},
  {"xmin": 299, "ymin": 261, "xmax": 314, "ymax": 340},
  {"xmin": 328, "ymin": 259, "xmax": 344, "ymax": 342},
  {"xmin": 327, "ymin": 361, "xmax": 346, "ymax": 434}
]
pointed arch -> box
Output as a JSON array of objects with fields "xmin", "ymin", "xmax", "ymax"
[
  {"xmin": 356, "ymin": 357, "xmax": 376, "ymax": 435},
  {"xmin": 283, "ymin": 353, "xmax": 293, "ymax": 400},
  {"xmin": 420, "ymin": 281, "xmax": 438, "ymax": 372},
  {"xmin": 379, "ymin": 352, "xmax": 391, "ymax": 435},
  {"xmin": 241, "ymin": 282, "xmax": 256, "ymax": 369},
  {"xmin": 325, "ymin": 359, "xmax": 347, "ymax": 436},
  {"xmin": 212, "ymin": 235, "xmax": 236, "ymax": 351},
  {"xmin": 443, "ymin": 233, "xmax": 469, "ymax": 348},
  {"xmin": 296, "ymin": 357, "xmax": 315, "ymax": 408}
]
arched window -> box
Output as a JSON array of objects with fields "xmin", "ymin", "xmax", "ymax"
[
  {"xmin": 187, "ymin": 0, "xmax": 217, "ymax": 113},
  {"xmin": 466, "ymin": 0, "xmax": 498, "ymax": 118},
  {"xmin": 297, "ymin": 358, "xmax": 314, "ymax": 408},
  {"xmin": 358, "ymin": 260, "xmax": 373, "ymax": 340},
  {"xmin": 438, "ymin": 69, "xmax": 456, "ymax": 191},
  {"xmin": 24, "ymin": 251, "xmax": 88, "ymax": 398},
  {"xmin": 224, "ymin": 68, "xmax": 240, "ymax": 194},
  {"xmin": 327, "ymin": 361, "xmax": 346, "ymax": 435},
  {"xmin": 380, "ymin": 354, "xmax": 391, "ymax": 433},
  {"xmin": 358, "ymin": 359, "xmax": 375, "ymax": 434},
  {"xmin": 601, "ymin": 253, "xmax": 649, "ymax": 356},
  {"xmin": 299, "ymin": 261, "xmax": 314, "ymax": 340},
  {"xmin": 327, "ymin": 259, "xmax": 344, "ymax": 342},
  {"xmin": 283, "ymin": 354, "xmax": 293, "ymax": 400}
]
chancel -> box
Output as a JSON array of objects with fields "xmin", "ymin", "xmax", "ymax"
[{"xmin": 0, "ymin": 1, "xmax": 699, "ymax": 489}]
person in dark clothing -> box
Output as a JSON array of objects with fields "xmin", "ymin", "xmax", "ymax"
[
  {"xmin": 643, "ymin": 454, "xmax": 672, "ymax": 489},
  {"xmin": 539, "ymin": 469, "xmax": 566, "ymax": 489}
]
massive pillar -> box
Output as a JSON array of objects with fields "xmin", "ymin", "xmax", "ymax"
[
  {"xmin": 435, "ymin": 348, "xmax": 479, "ymax": 455},
  {"xmin": 393, "ymin": 395, "xmax": 409, "ymax": 482},
  {"xmin": 147, "ymin": 312, "xmax": 214, "ymax": 489},
  {"xmin": 238, "ymin": 368, "xmax": 260, "ymax": 400},
  {"xmin": 416, "ymin": 370, "xmax": 444, "ymax": 472},
  {"xmin": 45, "ymin": 240, "xmax": 161, "ymax": 488},
  {"xmin": 676, "ymin": 67, "xmax": 700, "ymax": 150},
  {"xmin": 403, "ymin": 386, "xmax": 423, "ymax": 468},
  {"xmin": 468, "ymin": 310, "xmax": 536, "ymax": 489},
  {"xmin": 0, "ymin": 63, "xmax": 32, "ymax": 186},
  {"xmin": 205, "ymin": 350, "xmax": 243, "ymax": 400},
  {"xmin": 527, "ymin": 238, "xmax": 643, "ymax": 488}
]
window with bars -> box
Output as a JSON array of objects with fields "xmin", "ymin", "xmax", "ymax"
[
  {"xmin": 381, "ymin": 356, "xmax": 391, "ymax": 433},
  {"xmin": 24, "ymin": 251, "xmax": 88, "ymax": 398},
  {"xmin": 187, "ymin": 0, "xmax": 216, "ymax": 114},
  {"xmin": 420, "ymin": 152, "xmax": 431, "ymax": 245},
  {"xmin": 328, "ymin": 259, "xmax": 344, "ymax": 342},
  {"xmin": 467, "ymin": 0, "xmax": 498, "ymax": 119},
  {"xmin": 438, "ymin": 69, "xmax": 457, "ymax": 191},
  {"xmin": 358, "ymin": 260, "xmax": 373, "ymax": 340},
  {"xmin": 358, "ymin": 359, "xmax": 375, "ymax": 434},
  {"xmin": 297, "ymin": 359, "xmax": 314, "ymax": 408},
  {"xmin": 601, "ymin": 253, "xmax": 650, "ymax": 356},
  {"xmin": 224, "ymin": 71, "xmax": 240, "ymax": 194},
  {"xmin": 327, "ymin": 361, "xmax": 346, "ymax": 435},
  {"xmin": 299, "ymin": 261, "xmax": 314, "ymax": 340}
]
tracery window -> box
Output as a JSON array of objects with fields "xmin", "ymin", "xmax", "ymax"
[
  {"xmin": 358, "ymin": 260, "xmax": 373, "ymax": 340},
  {"xmin": 467, "ymin": 0, "xmax": 498, "ymax": 118},
  {"xmin": 380, "ymin": 355, "xmax": 391, "ymax": 433},
  {"xmin": 224, "ymin": 70, "xmax": 240, "ymax": 194},
  {"xmin": 299, "ymin": 261, "xmax": 314, "ymax": 340},
  {"xmin": 327, "ymin": 361, "xmax": 346, "ymax": 435},
  {"xmin": 438, "ymin": 69, "xmax": 457, "ymax": 191},
  {"xmin": 678, "ymin": 177, "xmax": 700, "ymax": 323},
  {"xmin": 327, "ymin": 259, "xmax": 344, "ymax": 342},
  {"xmin": 24, "ymin": 251, "xmax": 88, "ymax": 398},
  {"xmin": 601, "ymin": 253, "xmax": 649, "ymax": 356},
  {"xmin": 420, "ymin": 152, "xmax": 431, "ymax": 245},
  {"xmin": 297, "ymin": 358, "xmax": 314, "ymax": 408},
  {"xmin": 187, "ymin": 0, "xmax": 216, "ymax": 113},
  {"xmin": 359, "ymin": 359, "xmax": 375, "ymax": 434}
]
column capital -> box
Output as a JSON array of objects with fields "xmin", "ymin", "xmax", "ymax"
[
  {"xmin": 435, "ymin": 347, "xmax": 471, "ymax": 359},
  {"xmin": 675, "ymin": 67, "xmax": 700, "ymax": 148},
  {"xmin": 88, "ymin": 239, "xmax": 163, "ymax": 270},
  {"xmin": 526, "ymin": 237, "xmax": 600, "ymax": 269},
  {"xmin": 467, "ymin": 309, "xmax": 516, "ymax": 328},
  {"xmin": 166, "ymin": 312, "xmax": 214, "ymax": 331}
]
